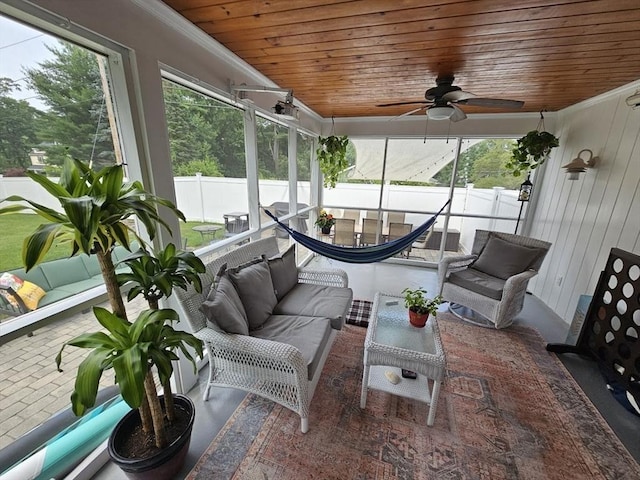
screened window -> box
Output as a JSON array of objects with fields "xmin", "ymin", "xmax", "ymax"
[{"xmin": 161, "ymin": 78, "xmax": 248, "ymax": 247}]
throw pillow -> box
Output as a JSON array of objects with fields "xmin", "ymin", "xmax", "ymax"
[
  {"xmin": 227, "ymin": 257, "xmax": 277, "ymax": 331},
  {"xmin": 268, "ymin": 244, "xmax": 298, "ymax": 301},
  {"xmin": 0, "ymin": 272, "xmax": 25, "ymax": 309},
  {"xmin": 471, "ymin": 234, "xmax": 544, "ymax": 280},
  {"xmin": 200, "ymin": 264, "xmax": 249, "ymax": 335}
]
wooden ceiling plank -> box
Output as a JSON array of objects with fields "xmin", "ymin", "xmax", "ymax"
[
  {"xmin": 181, "ymin": 0, "xmax": 607, "ymax": 35},
  {"xmin": 211, "ymin": 0, "xmax": 640, "ymax": 48}
]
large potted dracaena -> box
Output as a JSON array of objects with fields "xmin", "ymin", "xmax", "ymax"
[{"xmin": 0, "ymin": 159, "xmax": 205, "ymax": 479}]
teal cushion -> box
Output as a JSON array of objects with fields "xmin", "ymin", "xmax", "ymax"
[
  {"xmin": 9, "ymin": 267, "xmax": 51, "ymax": 291},
  {"xmin": 81, "ymin": 255, "xmax": 102, "ymax": 277},
  {"xmin": 39, "ymin": 257, "xmax": 91, "ymax": 289}
]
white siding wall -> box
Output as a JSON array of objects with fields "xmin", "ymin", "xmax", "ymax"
[{"xmin": 529, "ymin": 81, "xmax": 640, "ymax": 325}]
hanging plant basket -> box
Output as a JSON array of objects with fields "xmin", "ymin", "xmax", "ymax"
[
  {"xmin": 317, "ymin": 135, "xmax": 349, "ymax": 188},
  {"xmin": 505, "ymin": 112, "xmax": 559, "ymax": 177}
]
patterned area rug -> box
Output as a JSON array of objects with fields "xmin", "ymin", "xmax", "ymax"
[{"xmin": 186, "ymin": 313, "xmax": 640, "ymax": 480}]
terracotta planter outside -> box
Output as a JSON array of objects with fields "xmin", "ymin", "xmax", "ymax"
[{"xmin": 409, "ymin": 309, "xmax": 429, "ymax": 328}]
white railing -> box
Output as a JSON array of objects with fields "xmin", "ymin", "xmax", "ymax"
[{"xmin": 0, "ymin": 175, "xmax": 521, "ymax": 253}]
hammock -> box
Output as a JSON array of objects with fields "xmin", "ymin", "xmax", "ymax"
[{"xmin": 263, "ymin": 200, "xmax": 450, "ymax": 264}]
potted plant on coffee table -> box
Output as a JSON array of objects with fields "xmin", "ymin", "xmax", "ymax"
[
  {"xmin": 0, "ymin": 158, "xmax": 205, "ymax": 479},
  {"xmin": 402, "ymin": 287, "xmax": 443, "ymax": 328}
]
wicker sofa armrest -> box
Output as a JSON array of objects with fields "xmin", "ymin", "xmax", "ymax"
[
  {"xmin": 297, "ymin": 268, "xmax": 349, "ymax": 288},
  {"xmin": 437, "ymin": 254, "xmax": 477, "ymax": 292},
  {"xmin": 193, "ymin": 326, "xmax": 309, "ymax": 378}
]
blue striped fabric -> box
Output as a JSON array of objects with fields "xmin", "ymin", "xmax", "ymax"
[{"xmin": 263, "ymin": 200, "xmax": 449, "ymax": 264}]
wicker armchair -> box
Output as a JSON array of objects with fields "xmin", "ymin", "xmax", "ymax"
[
  {"xmin": 438, "ymin": 230, "xmax": 551, "ymax": 329},
  {"xmin": 174, "ymin": 237, "xmax": 350, "ymax": 433}
]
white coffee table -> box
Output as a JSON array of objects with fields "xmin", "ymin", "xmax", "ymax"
[{"xmin": 360, "ymin": 292, "xmax": 446, "ymax": 426}]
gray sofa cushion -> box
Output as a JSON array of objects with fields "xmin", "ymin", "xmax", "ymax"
[
  {"xmin": 227, "ymin": 257, "xmax": 278, "ymax": 331},
  {"xmin": 200, "ymin": 264, "xmax": 249, "ymax": 335},
  {"xmin": 472, "ymin": 234, "xmax": 544, "ymax": 280},
  {"xmin": 251, "ymin": 315, "xmax": 333, "ymax": 381},
  {"xmin": 448, "ymin": 269, "xmax": 506, "ymax": 300},
  {"xmin": 273, "ymin": 283, "xmax": 353, "ymax": 330},
  {"xmin": 268, "ymin": 244, "xmax": 298, "ymax": 301}
]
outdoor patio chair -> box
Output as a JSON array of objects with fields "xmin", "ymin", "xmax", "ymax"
[
  {"xmin": 387, "ymin": 222, "xmax": 413, "ymax": 257},
  {"xmin": 341, "ymin": 209, "xmax": 360, "ymax": 222},
  {"xmin": 333, "ymin": 218, "xmax": 356, "ymax": 246},
  {"xmin": 438, "ymin": 230, "xmax": 551, "ymax": 329},
  {"xmin": 386, "ymin": 211, "xmax": 406, "ymax": 225},
  {"xmin": 360, "ymin": 218, "xmax": 383, "ymax": 246}
]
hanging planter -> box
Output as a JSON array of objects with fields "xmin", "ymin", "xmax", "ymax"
[
  {"xmin": 505, "ymin": 112, "xmax": 559, "ymax": 177},
  {"xmin": 317, "ymin": 135, "xmax": 349, "ymax": 188}
]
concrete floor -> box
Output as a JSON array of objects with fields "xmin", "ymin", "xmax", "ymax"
[{"xmin": 92, "ymin": 258, "xmax": 640, "ymax": 478}]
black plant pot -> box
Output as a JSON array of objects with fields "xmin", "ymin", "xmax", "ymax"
[
  {"xmin": 108, "ymin": 394, "xmax": 195, "ymax": 480},
  {"xmin": 321, "ymin": 226, "xmax": 332, "ymax": 234}
]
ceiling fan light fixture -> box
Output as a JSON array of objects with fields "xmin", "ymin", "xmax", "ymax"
[{"xmin": 427, "ymin": 105, "xmax": 454, "ymax": 120}]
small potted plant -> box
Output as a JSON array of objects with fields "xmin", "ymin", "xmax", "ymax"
[
  {"xmin": 317, "ymin": 135, "xmax": 350, "ymax": 188},
  {"xmin": 505, "ymin": 130, "xmax": 559, "ymax": 176},
  {"xmin": 315, "ymin": 209, "xmax": 336, "ymax": 234},
  {"xmin": 402, "ymin": 287, "xmax": 443, "ymax": 328}
]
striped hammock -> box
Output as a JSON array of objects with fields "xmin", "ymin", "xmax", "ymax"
[{"xmin": 263, "ymin": 200, "xmax": 449, "ymax": 264}]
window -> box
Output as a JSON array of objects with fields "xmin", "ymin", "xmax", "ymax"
[
  {"xmin": 0, "ymin": 12, "xmax": 128, "ymax": 447},
  {"xmin": 161, "ymin": 78, "xmax": 248, "ymax": 248}
]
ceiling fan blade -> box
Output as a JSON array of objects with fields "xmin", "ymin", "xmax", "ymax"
[
  {"xmin": 389, "ymin": 106, "xmax": 427, "ymax": 120},
  {"xmin": 377, "ymin": 100, "xmax": 431, "ymax": 107},
  {"xmin": 456, "ymin": 97, "xmax": 524, "ymax": 109},
  {"xmin": 450, "ymin": 105, "xmax": 467, "ymax": 122},
  {"xmin": 442, "ymin": 90, "xmax": 476, "ymax": 102}
]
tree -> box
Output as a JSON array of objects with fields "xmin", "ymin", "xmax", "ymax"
[
  {"xmin": 0, "ymin": 78, "xmax": 40, "ymax": 173},
  {"xmin": 24, "ymin": 42, "xmax": 115, "ymax": 168},
  {"xmin": 162, "ymin": 80, "xmax": 240, "ymax": 178},
  {"xmin": 469, "ymin": 139, "xmax": 523, "ymax": 189}
]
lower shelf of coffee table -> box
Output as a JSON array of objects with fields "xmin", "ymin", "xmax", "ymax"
[{"xmin": 366, "ymin": 365, "xmax": 433, "ymax": 404}]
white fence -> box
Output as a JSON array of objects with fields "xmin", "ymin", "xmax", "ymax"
[{"xmin": 0, "ymin": 175, "xmax": 522, "ymax": 253}]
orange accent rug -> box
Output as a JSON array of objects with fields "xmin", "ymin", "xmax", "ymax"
[{"xmin": 187, "ymin": 315, "xmax": 640, "ymax": 480}]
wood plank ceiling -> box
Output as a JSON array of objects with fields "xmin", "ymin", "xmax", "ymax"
[{"xmin": 160, "ymin": 0, "xmax": 640, "ymax": 118}]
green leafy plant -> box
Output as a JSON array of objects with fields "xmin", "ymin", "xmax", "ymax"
[
  {"xmin": 317, "ymin": 135, "xmax": 349, "ymax": 188},
  {"xmin": 401, "ymin": 287, "xmax": 443, "ymax": 316},
  {"xmin": 0, "ymin": 159, "xmax": 205, "ymax": 453},
  {"xmin": 506, "ymin": 130, "xmax": 559, "ymax": 176},
  {"xmin": 0, "ymin": 158, "xmax": 181, "ymax": 319}
]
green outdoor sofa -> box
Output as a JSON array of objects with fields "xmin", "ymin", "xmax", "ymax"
[{"xmin": 0, "ymin": 244, "xmax": 135, "ymax": 317}]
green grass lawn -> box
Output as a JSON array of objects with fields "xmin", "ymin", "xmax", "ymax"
[{"xmin": 0, "ymin": 214, "xmax": 224, "ymax": 272}]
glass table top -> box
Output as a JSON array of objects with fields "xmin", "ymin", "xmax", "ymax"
[{"xmin": 371, "ymin": 293, "xmax": 439, "ymax": 356}]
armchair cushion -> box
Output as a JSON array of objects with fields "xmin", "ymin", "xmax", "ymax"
[
  {"xmin": 251, "ymin": 315, "xmax": 333, "ymax": 380},
  {"xmin": 268, "ymin": 244, "xmax": 297, "ymax": 301},
  {"xmin": 200, "ymin": 264, "xmax": 249, "ymax": 335},
  {"xmin": 448, "ymin": 269, "xmax": 506, "ymax": 300},
  {"xmin": 228, "ymin": 257, "xmax": 278, "ymax": 331},
  {"xmin": 471, "ymin": 234, "xmax": 544, "ymax": 280}
]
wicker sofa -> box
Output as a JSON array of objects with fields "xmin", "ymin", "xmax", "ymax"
[{"xmin": 175, "ymin": 236, "xmax": 353, "ymax": 433}]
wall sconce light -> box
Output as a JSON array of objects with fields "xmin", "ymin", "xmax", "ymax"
[{"xmin": 562, "ymin": 149, "xmax": 598, "ymax": 180}]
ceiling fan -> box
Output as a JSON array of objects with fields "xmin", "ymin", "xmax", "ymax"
[{"xmin": 378, "ymin": 75, "xmax": 524, "ymax": 122}]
